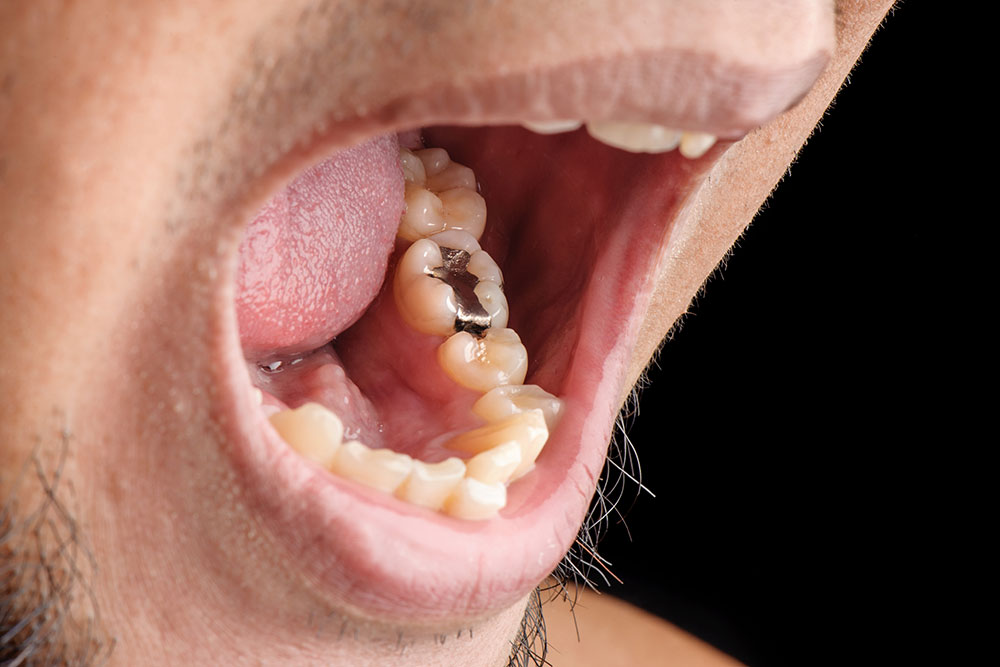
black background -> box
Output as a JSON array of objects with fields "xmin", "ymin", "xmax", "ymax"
[{"xmin": 596, "ymin": 4, "xmax": 944, "ymax": 666}]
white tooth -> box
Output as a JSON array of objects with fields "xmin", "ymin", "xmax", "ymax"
[
  {"xmin": 438, "ymin": 188, "xmax": 487, "ymax": 240},
  {"xmin": 444, "ymin": 478, "xmax": 506, "ymax": 520},
  {"xmin": 437, "ymin": 327, "xmax": 528, "ymax": 393},
  {"xmin": 426, "ymin": 162, "xmax": 477, "ymax": 193},
  {"xmin": 393, "ymin": 239, "xmax": 460, "ymax": 336},
  {"xmin": 268, "ymin": 402, "xmax": 343, "ymax": 469},
  {"xmin": 395, "ymin": 457, "xmax": 466, "ymax": 511},
  {"xmin": 427, "ymin": 229, "xmax": 481, "ymax": 255},
  {"xmin": 466, "ymin": 249, "xmax": 503, "ymax": 285},
  {"xmin": 473, "ymin": 280, "xmax": 508, "ymax": 330},
  {"xmin": 585, "ymin": 121, "xmax": 682, "ymax": 153},
  {"xmin": 464, "ymin": 441, "xmax": 522, "ymax": 485},
  {"xmin": 330, "ymin": 441, "xmax": 414, "ymax": 493},
  {"xmin": 413, "ymin": 147, "xmax": 451, "ymax": 179},
  {"xmin": 678, "ymin": 131, "xmax": 717, "ymax": 159},
  {"xmin": 521, "ymin": 120, "xmax": 583, "ymax": 135},
  {"xmin": 445, "ymin": 409, "xmax": 548, "ymax": 481},
  {"xmin": 397, "ymin": 184, "xmax": 447, "ymax": 242},
  {"xmin": 472, "ymin": 385, "xmax": 564, "ymax": 432},
  {"xmin": 399, "ymin": 147, "xmax": 427, "ymax": 186}
]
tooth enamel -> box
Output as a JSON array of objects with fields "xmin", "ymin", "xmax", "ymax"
[
  {"xmin": 521, "ymin": 120, "xmax": 583, "ymax": 135},
  {"xmin": 445, "ymin": 409, "xmax": 547, "ymax": 481},
  {"xmin": 330, "ymin": 440, "xmax": 414, "ymax": 493},
  {"xmin": 395, "ymin": 457, "xmax": 467, "ymax": 510},
  {"xmin": 393, "ymin": 238, "xmax": 460, "ymax": 336},
  {"xmin": 413, "ymin": 147, "xmax": 451, "ymax": 179},
  {"xmin": 585, "ymin": 121, "xmax": 683, "ymax": 154},
  {"xmin": 443, "ymin": 477, "xmax": 507, "ymax": 520},
  {"xmin": 466, "ymin": 248, "xmax": 503, "ymax": 285},
  {"xmin": 268, "ymin": 403, "xmax": 344, "ymax": 469},
  {"xmin": 427, "ymin": 229, "xmax": 481, "ymax": 255},
  {"xmin": 678, "ymin": 131, "xmax": 717, "ymax": 159},
  {"xmin": 426, "ymin": 162, "xmax": 477, "ymax": 193},
  {"xmin": 398, "ymin": 184, "xmax": 447, "ymax": 242},
  {"xmin": 438, "ymin": 187, "xmax": 486, "ymax": 240},
  {"xmin": 473, "ymin": 280, "xmax": 508, "ymax": 330},
  {"xmin": 464, "ymin": 440, "xmax": 522, "ymax": 485},
  {"xmin": 438, "ymin": 327, "xmax": 528, "ymax": 393},
  {"xmin": 472, "ymin": 385, "xmax": 564, "ymax": 432},
  {"xmin": 399, "ymin": 148, "xmax": 427, "ymax": 186}
]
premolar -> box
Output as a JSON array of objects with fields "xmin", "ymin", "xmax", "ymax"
[{"xmin": 437, "ymin": 328, "xmax": 528, "ymax": 393}]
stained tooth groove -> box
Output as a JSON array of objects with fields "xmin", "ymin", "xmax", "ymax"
[{"xmin": 438, "ymin": 328, "xmax": 528, "ymax": 393}]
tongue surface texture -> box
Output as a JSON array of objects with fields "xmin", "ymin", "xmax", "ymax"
[{"xmin": 236, "ymin": 134, "xmax": 404, "ymax": 357}]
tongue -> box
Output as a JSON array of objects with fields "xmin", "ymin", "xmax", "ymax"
[{"xmin": 236, "ymin": 134, "xmax": 404, "ymax": 358}]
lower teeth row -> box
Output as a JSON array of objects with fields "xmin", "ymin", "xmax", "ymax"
[{"xmin": 266, "ymin": 146, "xmax": 564, "ymax": 520}]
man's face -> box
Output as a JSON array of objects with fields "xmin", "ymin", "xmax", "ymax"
[{"xmin": 0, "ymin": 1, "xmax": 893, "ymax": 664}]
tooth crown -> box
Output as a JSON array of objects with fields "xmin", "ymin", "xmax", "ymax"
[{"xmin": 268, "ymin": 145, "xmax": 564, "ymax": 521}]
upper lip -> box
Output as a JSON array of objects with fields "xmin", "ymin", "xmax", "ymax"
[{"xmin": 205, "ymin": 2, "xmax": 833, "ymax": 629}]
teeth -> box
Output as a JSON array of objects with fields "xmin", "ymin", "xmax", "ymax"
[
  {"xmin": 472, "ymin": 280, "xmax": 508, "ymax": 330},
  {"xmin": 443, "ymin": 478, "xmax": 507, "ymax": 520},
  {"xmin": 466, "ymin": 248, "xmax": 503, "ymax": 285},
  {"xmin": 586, "ymin": 121, "xmax": 682, "ymax": 154},
  {"xmin": 472, "ymin": 385, "xmax": 564, "ymax": 432},
  {"xmin": 678, "ymin": 131, "xmax": 718, "ymax": 159},
  {"xmin": 398, "ymin": 184, "xmax": 447, "ymax": 242},
  {"xmin": 464, "ymin": 441, "xmax": 522, "ymax": 485},
  {"xmin": 446, "ymin": 409, "xmax": 548, "ymax": 481},
  {"xmin": 330, "ymin": 440, "xmax": 414, "ymax": 494},
  {"xmin": 438, "ymin": 327, "xmax": 528, "ymax": 393},
  {"xmin": 393, "ymin": 238, "xmax": 460, "ymax": 336},
  {"xmin": 268, "ymin": 402, "xmax": 343, "ymax": 468},
  {"xmin": 521, "ymin": 120, "xmax": 583, "ymax": 135},
  {"xmin": 413, "ymin": 147, "xmax": 476, "ymax": 192},
  {"xmin": 437, "ymin": 188, "xmax": 486, "ymax": 240},
  {"xmin": 399, "ymin": 148, "xmax": 427, "ymax": 186},
  {"xmin": 395, "ymin": 457, "xmax": 467, "ymax": 511},
  {"xmin": 427, "ymin": 229, "xmax": 480, "ymax": 254}
]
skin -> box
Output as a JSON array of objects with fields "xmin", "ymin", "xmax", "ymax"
[{"xmin": 0, "ymin": 1, "xmax": 895, "ymax": 665}]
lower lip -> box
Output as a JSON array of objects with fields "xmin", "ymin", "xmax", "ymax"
[{"xmin": 210, "ymin": 131, "xmax": 727, "ymax": 624}]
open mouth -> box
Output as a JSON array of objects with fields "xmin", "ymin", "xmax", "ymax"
[{"xmin": 201, "ymin": 4, "xmax": 834, "ymax": 634}]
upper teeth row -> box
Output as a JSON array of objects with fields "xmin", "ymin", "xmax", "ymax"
[
  {"xmin": 266, "ymin": 147, "xmax": 563, "ymax": 521},
  {"xmin": 522, "ymin": 120, "xmax": 717, "ymax": 159}
]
